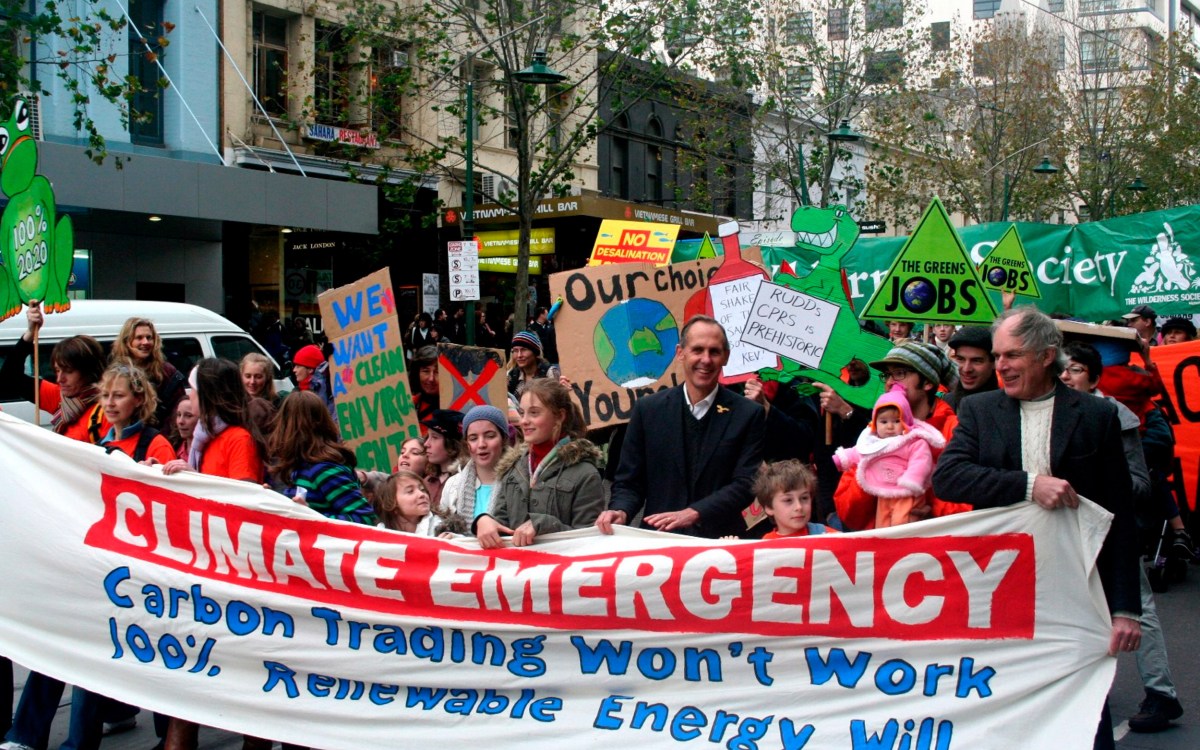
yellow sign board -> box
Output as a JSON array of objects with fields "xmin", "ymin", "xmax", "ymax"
[
  {"xmin": 476, "ymin": 228, "xmax": 555, "ymax": 257},
  {"xmin": 588, "ymin": 220, "xmax": 680, "ymax": 266},
  {"xmin": 479, "ymin": 255, "xmax": 542, "ymax": 274}
]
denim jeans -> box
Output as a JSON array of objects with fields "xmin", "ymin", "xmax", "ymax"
[
  {"xmin": 4, "ymin": 672, "xmax": 108, "ymax": 750},
  {"xmin": 6, "ymin": 671, "xmax": 64, "ymax": 750}
]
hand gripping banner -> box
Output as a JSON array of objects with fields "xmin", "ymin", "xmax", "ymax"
[{"xmin": 0, "ymin": 413, "xmax": 1118, "ymax": 749}]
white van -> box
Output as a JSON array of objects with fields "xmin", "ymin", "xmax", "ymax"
[{"xmin": 0, "ymin": 300, "xmax": 289, "ymax": 423}]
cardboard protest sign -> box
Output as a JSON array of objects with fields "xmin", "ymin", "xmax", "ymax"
[
  {"xmin": 0, "ymin": 410, "xmax": 1123, "ymax": 750},
  {"xmin": 861, "ymin": 198, "xmax": 999, "ymax": 325},
  {"xmin": 757, "ymin": 205, "xmax": 891, "ymax": 410},
  {"xmin": 0, "ymin": 99, "xmax": 74, "ymax": 320},
  {"xmin": 978, "ymin": 225, "xmax": 1041, "ymax": 298},
  {"xmin": 589, "ymin": 220, "xmax": 680, "ymax": 266},
  {"xmin": 318, "ymin": 268, "xmax": 419, "ymax": 471},
  {"xmin": 549, "ymin": 257, "xmax": 721, "ymax": 427},
  {"xmin": 438, "ymin": 342, "xmax": 508, "ymax": 411},
  {"xmin": 1151, "ymin": 339, "xmax": 1200, "ymax": 510},
  {"xmin": 741, "ymin": 281, "xmax": 839, "ymax": 368},
  {"xmin": 705, "ymin": 223, "xmax": 779, "ymax": 382}
]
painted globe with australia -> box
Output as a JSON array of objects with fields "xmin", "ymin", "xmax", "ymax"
[
  {"xmin": 594, "ymin": 298, "xmax": 679, "ymax": 388},
  {"xmin": 901, "ymin": 277, "xmax": 936, "ymax": 314},
  {"xmin": 987, "ymin": 266, "xmax": 1008, "ymax": 287}
]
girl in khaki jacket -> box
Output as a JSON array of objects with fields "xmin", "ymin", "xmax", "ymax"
[{"xmin": 475, "ymin": 378, "xmax": 604, "ymax": 548}]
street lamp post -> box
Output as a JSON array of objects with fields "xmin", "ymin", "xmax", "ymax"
[
  {"xmin": 1000, "ymin": 155, "xmax": 1059, "ymax": 222},
  {"xmin": 509, "ymin": 50, "xmax": 566, "ymax": 335},
  {"xmin": 462, "ymin": 53, "xmax": 477, "ymax": 345},
  {"xmin": 983, "ymin": 138, "xmax": 1057, "ymax": 222},
  {"xmin": 453, "ymin": 18, "xmax": 549, "ymax": 345},
  {"xmin": 793, "ymin": 113, "xmax": 862, "ymax": 208}
]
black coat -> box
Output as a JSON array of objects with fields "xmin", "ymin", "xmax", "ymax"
[
  {"xmin": 610, "ymin": 385, "xmax": 764, "ymax": 538},
  {"xmin": 932, "ymin": 381, "xmax": 1140, "ymax": 616}
]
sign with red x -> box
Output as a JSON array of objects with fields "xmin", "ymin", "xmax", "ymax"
[{"xmin": 438, "ymin": 343, "xmax": 509, "ymax": 412}]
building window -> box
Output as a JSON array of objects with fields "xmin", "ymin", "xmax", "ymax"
[
  {"xmin": 314, "ymin": 22, "xmax": 355, "ymax": 126},
  {"xmin": 1055, "ymin": 35, "xmax": 1066, "ymax": 69},
  {"xmin": 505, "ymin": 91, "xmax": 519, "ymax": 149},
  {"xmin": 786, "ymin": 65, "xmax": 814, "ymax": 97},
  {"xmin": 1081, "ymin": 30, "xmax": 1121, "ymax": 72},
  {"xmin": 973, "ymin": 0, "xmax": 999, "ymax": 19},
  {"xmin": 253, "ymin": 12, "xmax": 288, "ymax": 118},
  {"xmin": 785, "ymin": 11, "xmax": 813, "ymax": 45},
  {"xmin": 973, "ymin": 41, "xmax": 993, "ymax": 77},
  {"xmin": 1046, "ymin": 0, "xmax": 1065, "ymax": 11},
  {"xmin": 610, "ymin": 114, "xmax": 629, "ymax": 199},
  {"xmin": 826, "ymin": 58, "xmax": 847, "ymax": 86},
  {"xmin": 1079, "ymin": 0, "xmax": 1120, "ymax": 12},
  {"xmin": 546, "ymin": 84, "xmax": 570, "ymax": 151},
  {"xmin": 371, "ymin": 46, "xmax": 409, "ymax": 140},
  {"xmin": 865, "ymin": 49, "xmax": 903, "ymax": 84},
  {"xmin": 646, "ymin": 117, "xmax": 663, "ymax": 203},
  {"xmin": 129, "ymin": 0, "xmax": 165, "ymax": 144},
  {"xmin": 827, "ymin": 6, "xmax": 848, "ymax": 41},
  {"xmin": 866, "ymin": 0, "xmax": 903, "ymax": 31},
  {"xmin": 930, "ymin": 21, "xmax": 951, "ymax": 52}
]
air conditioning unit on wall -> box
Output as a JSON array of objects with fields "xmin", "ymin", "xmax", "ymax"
[
  {"xmin": 480, "ymin": 174, "xmax": 517, "ymax": 202},
  {"xmin": 391, "ymin": 50, "xmax": 409, "ymax": 68}
]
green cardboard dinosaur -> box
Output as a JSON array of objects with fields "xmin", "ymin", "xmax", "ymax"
[
  {"xmin": 0, "ymin": 99, "xmax": 74, "ymax": 322},
  {"xmin": 760, "ymin": 204, "xmax": 892, "ymax": 409}
]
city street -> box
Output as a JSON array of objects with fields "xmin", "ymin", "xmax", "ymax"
[{"xmin": 7, "ymin": 562, "xmax": 1199, "ymax": 749}]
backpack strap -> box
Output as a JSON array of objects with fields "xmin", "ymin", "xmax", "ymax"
[
  {"xmin": 87, "ymin": 403, "xmax": 105, "ymax": 445},
  {"xmin": 133, "ymin": 426, "xmax": 161, "ymax": 463}
]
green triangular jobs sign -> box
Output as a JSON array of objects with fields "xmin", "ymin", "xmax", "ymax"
[
  {"xmin": 860, "ymin": 197, "xmax": 999, "ymax": 324},
  {"xmin": 978, "ymin": 225, "xmax": 1041, "ymax": 298}
]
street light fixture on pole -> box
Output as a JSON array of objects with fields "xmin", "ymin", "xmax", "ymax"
[
  {"xmin": 509, "ymin": 50, "xmax": 567, "ymax": 335},
  {"xmin": 455, "ymin": 17, "xmax": 548, "ymax": 345},
  {"xmin": 983, "ymin": 138, "xmax": 1058, "ymax": 222}
]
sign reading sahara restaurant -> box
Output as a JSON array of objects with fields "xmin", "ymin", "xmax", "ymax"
[{"xmin": 304, "ymin": 124, "xmax": 381, "ymax": 150}]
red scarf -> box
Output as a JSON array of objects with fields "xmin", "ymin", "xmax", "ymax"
[{"xmin": 529, "ymin": 440, "xmax": 553, "ymax": 473}]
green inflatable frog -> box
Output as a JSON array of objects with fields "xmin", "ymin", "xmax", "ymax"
[{"xmin": 0, "ymin": 98, "xmax": 73, "ymax": 321}]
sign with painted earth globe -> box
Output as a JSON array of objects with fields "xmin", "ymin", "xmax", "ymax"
[
  {"xmin": 901, "ymin": 278, "xmax": 936, "ymax": 314},
  {"xmin": 986, "ymin": 266, "xmax": 1008, "ymax": 287},
  {"xmin": 593, "ymin": 298, "xmax": 679, "ymax": 388}
]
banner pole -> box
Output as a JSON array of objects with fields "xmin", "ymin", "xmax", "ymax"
[{"xmin": 33, "ymin": 325, "xmax": 40, "ymax": 427}]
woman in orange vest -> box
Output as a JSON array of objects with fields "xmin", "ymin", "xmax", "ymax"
[{"xmin": 0, "ymin": 301, "xmax": 110, "ymax": 442}]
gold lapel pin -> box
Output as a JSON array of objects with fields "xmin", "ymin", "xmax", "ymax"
[{"xmin": 716, "ymin": 405, "xmax": 729, "ymax": 414}]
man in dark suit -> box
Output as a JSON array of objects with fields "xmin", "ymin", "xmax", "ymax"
[
  {"xmin": 596, "ymin": 315, "xmax": 765, "ymax": 538},
  {"xmin": 932, "ymin": 306, "xmax": 1141, "ymax": 750}
]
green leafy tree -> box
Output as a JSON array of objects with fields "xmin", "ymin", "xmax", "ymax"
[
  {"xmin": 328, "ymin": 0, "xmax": 750, "ymax": 329},
  {"xmin": 866, "ymin": 16, "xmax": 1064, "ymax": 225},
  {"xmin": 751, "ymin": 0, "xmax": 928, "ymax": 213}
]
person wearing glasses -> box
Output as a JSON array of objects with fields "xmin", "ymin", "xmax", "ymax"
[
  {"xmin": 933, "ymin": 308, "xmax": 1141, "ymax": 750},
  {"xmin": 1058, "ymin": 340, "xmax": 1183, "ymax": 734},
  {"xmin": 832, "ymin": 341, "xmax": 960, "ymax": 530}
]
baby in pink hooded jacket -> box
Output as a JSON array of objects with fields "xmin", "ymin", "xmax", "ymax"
[{"xmin": 832, "ymin": 384, "xmax": 946, "ymax": 527}]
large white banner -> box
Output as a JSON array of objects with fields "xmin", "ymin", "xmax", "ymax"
[{"xmin": 0, "ymin": 412, "xmax": 1117, "ymax": 749}]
